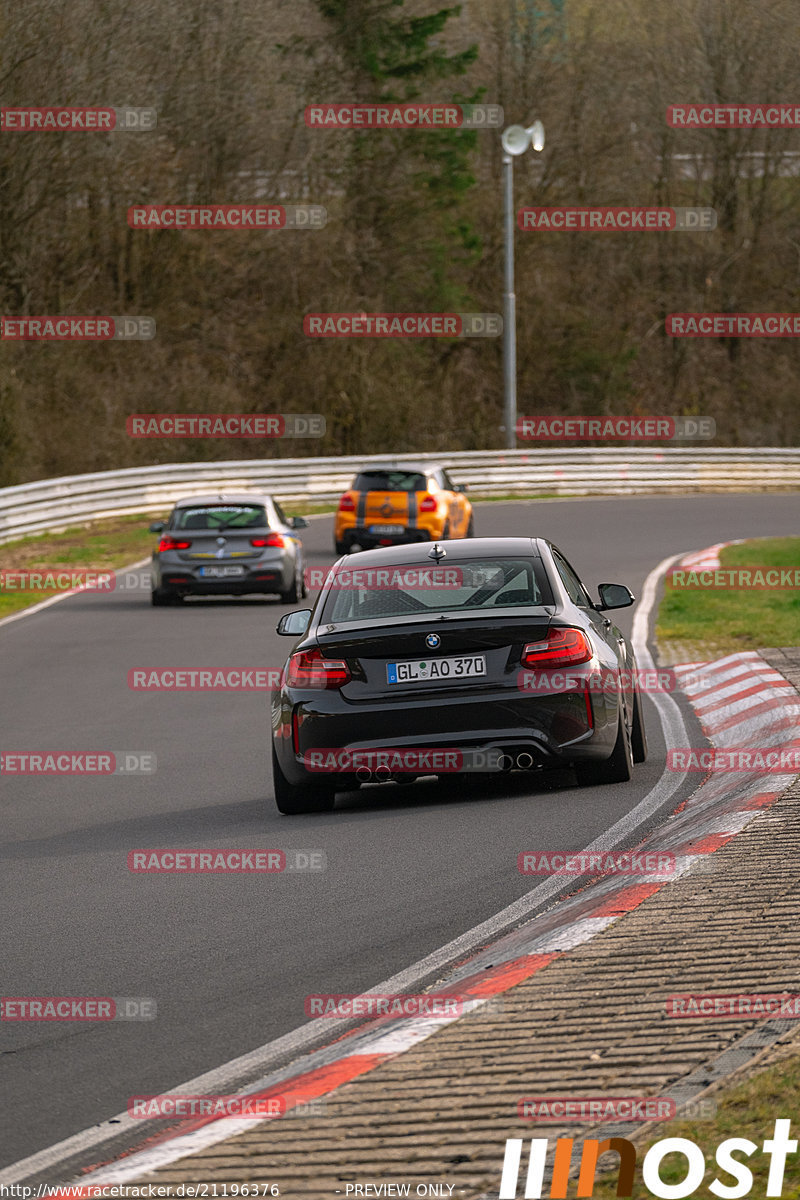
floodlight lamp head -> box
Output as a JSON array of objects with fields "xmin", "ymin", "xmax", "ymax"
[{"xmin": 501, "ymin": 124, "xmax": 531, "ymax": 156}]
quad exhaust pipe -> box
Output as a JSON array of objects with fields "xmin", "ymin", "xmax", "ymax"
[
  {"xmin": 354, "ymin": 764, "xmax": 398, "ymax": 783},
  {"xmin": 499, "ymin": 752, "xmax": 537, "ymax": 772}
]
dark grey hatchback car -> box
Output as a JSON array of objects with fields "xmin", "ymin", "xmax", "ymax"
[
  {"xmin": 149, "ymin": 493, "xmax": 309, "ymax": 605},
  {"xmin": 270, "ymin": 537, "xmax": 647, "ymax": 813}
]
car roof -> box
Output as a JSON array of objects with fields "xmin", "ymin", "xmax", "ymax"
[
  {"xmin": 172, "ymin": 493, "xmax": 272, "ymax": 508},
  {"xmin": 335, "ymin": 537, "xmax": 547, "ymax": 568}
]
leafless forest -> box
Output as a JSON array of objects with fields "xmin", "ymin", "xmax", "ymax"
[{"xmin": 1, "ymin": 0, "xmax": 799, "ymax": 485}]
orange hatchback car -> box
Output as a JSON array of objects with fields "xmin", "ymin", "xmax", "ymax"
[{"xmin": 334, "ymin": 464, "xmax": 474, "ymax": 554}]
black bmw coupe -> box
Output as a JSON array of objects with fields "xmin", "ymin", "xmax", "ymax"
[{"xmin": 270, "ymin": 537, "xmax": 647, "ymax": 813}]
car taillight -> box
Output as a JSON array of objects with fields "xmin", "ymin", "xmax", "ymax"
[
  {"xmin": 158, "ymin": 537, "xmax": 192, "ymax": 552},
  {"xmin": 521, "ymin": 628, "xmax": 593, "ymax": 668},
  {"xmin": 251, "ymin": 533, "xmax": 284, "ymax": 547},
  {"xmin": 419, "ymin": 494, "xmax": 437, "ymax": 512},
  {"xmin": 338, "ymin": 494, "xmax": 356, "ymax": 513},
  {"xmin": 286, "ymin": 648, "xmax": 351, "ymax": 689}
]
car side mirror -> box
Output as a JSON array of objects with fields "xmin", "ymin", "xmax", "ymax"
[
  {"xmin": 289, "ymin": 516, "xmax": 309, "ymax": 530},
  {"xmin": 277, "ymin": 609, "xmax": 312, "ymax": 636},
  {"xmin": 596, "ymin": 583, "xmax": 635, "ymax": 611},
  {"xmin": 149, "ymin": 521, "xmax": 165, "ymax": 533}
]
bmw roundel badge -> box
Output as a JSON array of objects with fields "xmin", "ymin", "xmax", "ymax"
[{"xmin": 425, "ymin": 633, "xmax": 441, "ymax": 649}]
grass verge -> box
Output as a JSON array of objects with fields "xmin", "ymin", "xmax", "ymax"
[
  {"xmin": 590, "ymin": 1041, "xmax": 800, "ymax": 1198},
  {"xmin": 0, "ymin": 514, "xmax": 160, "ymax": 618},
  {"xmin": 657, "ymin": 537, "xmax": 800, "ymax": 660}
]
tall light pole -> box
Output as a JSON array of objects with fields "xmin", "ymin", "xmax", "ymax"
[{"xmin": 501, "ymin": 120, "xmax": 545, "ymax": 450}]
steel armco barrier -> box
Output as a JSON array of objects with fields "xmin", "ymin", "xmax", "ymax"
[{"xmin": 0, "ymin": 448, "xmax": 798, "ymax": 544}]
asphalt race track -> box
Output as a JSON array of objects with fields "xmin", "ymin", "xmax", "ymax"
[{"xmin": 2, "ymin": 493, "xmax": 797, "ymax": 1172}]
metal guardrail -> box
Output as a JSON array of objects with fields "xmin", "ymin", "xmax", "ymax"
[{"xmin": 0, "ymin": 448, "xmax": 798, "ymax": 544}]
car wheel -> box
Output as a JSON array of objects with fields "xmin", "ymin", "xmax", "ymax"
[
  {"xmin": 151, "ymin": 587, "xmax": 175, "ymax": 607},
  {"xmin": 281, "ymin": 560, "xmax": 302, "ymax": 604},
  {"xmin": 271, "ymin": 744, "xmax": 336, "ymax": 815},
  {"xmin": 335, "ymin": 540, "xmax": 348, "ymax": 555},
  {"xmin": 299, "ymin": 560, "xmax": 308, "ymax": 600},
  {"xmin": 466, "ymin": 516, "xmax": 475, "ymax": 537},
  {"xmin": 631, "ymin": 684, "xmax": 648, "ymax": 763},
  {"xmin": 574, "ymin": 705, "xmax": 633, "ymax": 786}
]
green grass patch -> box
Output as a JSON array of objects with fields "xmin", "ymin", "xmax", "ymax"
[
  {"xmin": 657, "ymin": 537, "xmax": 800, "ymax": 658},
  {"xmin": 0, "ymin": 514, "xmax": 158, "ymax": 617},
  {"xmin": 589, "ymin": 1046, "xmax": 800, "ymax": 1198}
]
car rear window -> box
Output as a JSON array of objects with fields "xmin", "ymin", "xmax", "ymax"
[
  {"xmin": 173, "ymin": 504, "xmax": 267, "ymax": 531},
  {"xmin": 321, "ymin": 557, "xmax": 553, "ymax": 623},
  {"xmin": 353, "ymin": 471, "xmax": 427, "ymax": 493}
]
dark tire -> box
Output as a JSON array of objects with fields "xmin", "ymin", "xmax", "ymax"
[
  {"xmin": 335, "ymin": 540, "xmax": 348, "ymax": 555},
  {"xmin": 151, "ymin": 587, "xmax": 174, "ymax": 607},
  {"xmin": 281, "ymin": 559, "xmax": 302, "ymax": 604},
  {"xmin": 466, "ymin": 516, "xmax": 475, "ymax": 537},
  {"xmin": 574, "ymin": 705, "xmax": 634, "ymax": 786},
  {"xmin": 271, "ymin": 744, "xmax": 336, "ymax": 815},
  {"xmin": 631, "ymin": 685, "xmax": 648, "ymax": 763}
]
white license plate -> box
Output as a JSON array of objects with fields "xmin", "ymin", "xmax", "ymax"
[
  {"xmin": 386, "ymin": 655, "xmax": 486, "ymax": 684},
  {"xmin": 199, "ymin": 566, "xmax": 246, "ymax": 578},
  {"xmin": 369, "ymin": 524, "xmax": 403, "ymax": 535}
]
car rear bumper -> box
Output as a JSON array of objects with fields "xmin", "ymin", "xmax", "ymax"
[
  {"xmin": 273, "ymin": 686, "xmax": 621, "ymax": 784},
  {"xmin": 339, "ymin": 526, "xmax": 432, "ymax": 550},
  {"xmin": 154, "ymin": 565, "xmax": 289, "ymax": 595}
]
